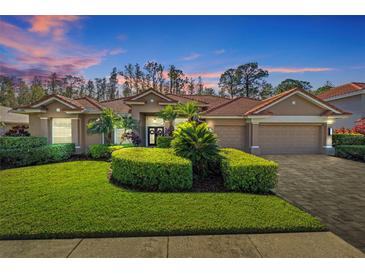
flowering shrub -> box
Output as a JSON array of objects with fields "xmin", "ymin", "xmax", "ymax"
[
  {"xmin": 122, "ymin": 132, "xmax": 141, "ymax": 146},
  {"xmin": 334, "ymin": 127, "xmax": 359, "ymax": 135},
  {"xmin": 353, "ymin": 118, "xmax": 365, "ymax": 135},
  {"xmin": 5, "ymin": 125, "xmax": 30, "ymax": 136}
]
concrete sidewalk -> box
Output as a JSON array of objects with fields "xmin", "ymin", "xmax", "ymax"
[{"xmin": 0, "ymin": 232, "xmax": 363, "ymax": 258}]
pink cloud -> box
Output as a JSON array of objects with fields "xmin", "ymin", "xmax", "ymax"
[
  {"xmin": 0, "ymin": 17, "xmax": 112, "ymax": 80},
  {"xmin": 109, "ymin": 48, "xmax": 127, "ymax": 56},
  {"xmin": 181, "ymin": 52, "xmax": 201, "ymax": 61},
  {"xmin": 265, "ymin": 67, "xmax": 333, "ymax": 73},
  {"xmin": 27, "ymin": 16, "xmax": 80, "ymax": 40}
]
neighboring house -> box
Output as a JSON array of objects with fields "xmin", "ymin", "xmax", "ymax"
[
  {"xmin": 0, "ymin": 105, "xmax": 29, "ymax": 135},
  {"xmin": 13, "ymin": 88, "xmax": 349, "ymax": 155},
  {"xmin": 318, "ymin": 82, "xmax": 365, "ymax": 129}
]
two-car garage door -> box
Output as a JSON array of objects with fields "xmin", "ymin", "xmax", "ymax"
[
  {"xmin": 214, "ymin": 125, "xmax": 245, "ymax": 151},
  {"xmin": 259, "ymin": 125, "xmax": 321, "ymax": 154}
]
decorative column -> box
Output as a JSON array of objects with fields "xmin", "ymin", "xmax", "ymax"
[
  {"xmin": 323, "ymin": 122, "xmax": 335, "ymax": 155},
  {"xmin": 250, "ymin": 122, "xmax": 261, "ymax": 155},
  {"xmin": 71, "ymin": 118, "xmax": 80, "ymax": 151},
  {"xmin": 40, "ymin": 117, "xmax": 50, "ymax": 143}
]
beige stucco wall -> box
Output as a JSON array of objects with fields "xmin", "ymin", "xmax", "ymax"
[
  {"xmin": 130, "ymin": 93, "xmax": 168, "ymax": 145},
  {"xmin": 266, "ymin": 94, "xmax": 324, "ymax": 115},
  {"xmin": 205, "ymin": 118, "xmax": 247, "ymax": 151},
  {"xmin": 27, "ymin": 101, "xmax": 104, "ymax": 153},
  {"xmin": 82, "ymin": 114, "xmax": 102, "ymax": 152},
  {"xmin": 327, "ymin": 94, "xmax": 365, "ymax": 129}
]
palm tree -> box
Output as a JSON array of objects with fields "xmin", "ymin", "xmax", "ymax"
[
  {"xmin": 87, "ymin": 108, "xmax": 123, "ymax": 144},
  {"xmin": 176, "ymin": 101, "xmax": 200, "ymax": 122},
  {"xmin": 157, "ymin": 105, "xmax": 177, "ymax": 136}
]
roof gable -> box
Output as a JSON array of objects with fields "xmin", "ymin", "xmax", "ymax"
[
  {"xmin": 30, "ymin": 95, "xmax": 83, "ymax": 110},
  {"xmin": 127, "ymin": 88, "xmax": 176, "ymax": 103},
  {"xmin": 318, "ymin": 82, "xmax": 365, "ymax": 100},
  {"xmin": 244, "ymin": 88, "xmax": 344, "ymax": 115},
  {"xmin": 202, "ymin": 96, "xmax": 260, "ymax": 116}
]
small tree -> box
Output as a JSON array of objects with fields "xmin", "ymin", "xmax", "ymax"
[
  {"xmin": 87, "ymin": 108, "xmax": 122, "ymax": 144},
  {"xmin": 157, "ymin": 105, "xmax": 177, "ymax": 136},
  {"xmin": 176, "ymin": 101, "xmax": 200, "ymax": 122}
]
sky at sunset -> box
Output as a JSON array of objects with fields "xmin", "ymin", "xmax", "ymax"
[{"xmin": 1, "ymin": 15, "xmax": 365, "ymax": 89}]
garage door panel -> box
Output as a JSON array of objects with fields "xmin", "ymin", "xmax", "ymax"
[
  {"xmin": 214, "ymin": 125, "xmax": 245, "ymax": 150},
  {"xmin": 259, "ymin": 125, "xmax": 320, "ymax": 154}
]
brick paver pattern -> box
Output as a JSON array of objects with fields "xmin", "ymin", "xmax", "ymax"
[{"xmin": 264, "ymin": 155, "xmax": 365, "ymax": 252}]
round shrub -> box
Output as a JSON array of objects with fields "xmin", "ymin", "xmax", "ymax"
[
  {"xmin": 88, "ymin": 144, "xmax": 134, "ymax": 159},
  {"xmin": 219, "ymin": 148, "xmax": 278, "ymax": 193},
  {"xmin": 171, "ymin": 121, "xmax": 218, "ymax": 177},
  {"xmin": 111, "ymin": 147, "xmax": 193, "ymax": 191},
  {"xmin": 0, "ymin": 136, "xmax": 47, "ymax": 150}
]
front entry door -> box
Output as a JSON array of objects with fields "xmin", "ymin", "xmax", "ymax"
[{"xmin": 147, "ymin": 127, "xmax": 164, "ymax": 146}]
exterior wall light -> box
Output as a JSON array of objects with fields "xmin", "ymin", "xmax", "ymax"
[{"xmin": 328, "ymin": 127, "xmax": 333, "ymax": 136}]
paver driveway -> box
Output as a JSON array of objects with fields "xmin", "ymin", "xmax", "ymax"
[{"xmin": 264, "ymin": 155, "xmax": 365, "ymax": 253}]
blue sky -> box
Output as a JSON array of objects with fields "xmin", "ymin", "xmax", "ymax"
[{"xmin": 1, "ymin": 16, "xmax": 365, "ymax": 89}]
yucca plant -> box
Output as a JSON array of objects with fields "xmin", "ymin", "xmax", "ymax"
[{"xmin": 172, "ymin": 121, "xmax": 218, "ymax": 177}]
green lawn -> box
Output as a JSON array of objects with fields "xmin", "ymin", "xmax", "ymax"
[{"xmin": 0, "ymin": 161, "xmax": 325, "ymax": 239}]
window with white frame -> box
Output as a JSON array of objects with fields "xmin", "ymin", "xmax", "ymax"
[{"xmin": 52, "ymin": 118, "xmax": 72, "ymax": 144}]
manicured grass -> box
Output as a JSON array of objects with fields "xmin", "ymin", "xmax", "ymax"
[{"xmin": 0, "ymin": 161, "xmax": 325, "ymax": 239}]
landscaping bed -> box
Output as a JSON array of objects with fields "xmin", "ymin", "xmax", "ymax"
[{"xmin": 0, "ymin": 161, "xmax": 325, "ymax": 240}]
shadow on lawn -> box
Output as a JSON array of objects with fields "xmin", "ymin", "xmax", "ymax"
[{"xmin": 107, "ymin": 170, "xmax": 244, "ymax": 194}]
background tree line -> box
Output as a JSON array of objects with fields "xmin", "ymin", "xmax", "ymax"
[
  {"xmin": 0, "ymin": 61, "xmax": 333, "ymax": 108},
  {"xmin": 218, "ymin": 62, "xmax": 333, "ymax": 99}
]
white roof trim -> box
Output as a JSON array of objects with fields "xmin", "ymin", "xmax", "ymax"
[
  {"xmin": 159, "ymin": 102, "xmax": 177, "ymax": 106},
  {"xmin": 246, "ymin": 115, "xmax": 343, "ymax": 125},
  {"xmin": 32, "ymin": 97, "xmax": 78, "ymax": 109},
  {"xmin": 129, "ymin": 89, "xmax": 173, "ymax": 102},
  {"xmin": 124, "ymin": 101, "xmax": 145, "ymax": 105},
  {"xmin": 11, "ymin": 109, "xmax": 47, "ymax": 114},
  {"xmin": 253, "ymin": 90, "xmax": 341, "ymax": 115},
  {"xmin": 323, "ymin": 89, "xmax": 365, "ymax": 101}
]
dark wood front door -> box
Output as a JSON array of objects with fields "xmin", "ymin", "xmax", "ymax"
[{"xmin": 147, "ymin": 127, "xmax": 164, "ymax": 146}]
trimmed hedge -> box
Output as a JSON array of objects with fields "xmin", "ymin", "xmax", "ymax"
[
  {"xmin": 336, "ymin": 145, "xmax": 365, "ymax": 161},
  {"xmin": 0, "ymin": 143, "xmax": 75, "ymax": 168},
  {"xmin": 219, "ymin": 148, "xmax": 278, "ymax": 193},
  {"xmin": 0, "ymin": 136, "xmax": 47, "ymax": 150},
  {"xmin": 332, "ymin": 134, "xmax": 365, "ymax": 146},
  {"xmin": 156, "ymin": 136, "xmax": 173, "ymax": 148},
  {"xmin": 88, "ymin": 144, "xmax": 134, "ymax": 159},
  {"xmin": 111, "ymin": 147, "xmax": 193, "ymax": 191}
]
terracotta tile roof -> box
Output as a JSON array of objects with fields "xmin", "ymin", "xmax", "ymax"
[
  {"xmin": 16, "ymin": 94, "xmax": 84, "ymax": 110},
  {"xmin": 16, "ymin": 94, "xmax": 104, "ymax": 113},
  {"xmin": 100, "ymin": 98, "xmax": 131, "ymax": 113},
  {"xmin": 127, "ymin": 88, "xmax": 177, "ymax": 102},
  {"xmin": 202, "ymin": 96, "xmax": 261, "ymax": 116},
  {"xmin": 244, "ymin": 87, "xmax": 349, "ymax": 116},
  {"xmin": 74, "ymin": 97, "xmax": 103, "ymax": 111},
  {"xmin": 181, "ymin": 94, "xmax": 231, "ymax": 108},
  {"xmin": 165, "ymin": 94, "xmax": 209, "ymax": 105},
  {"xmin": 318, "ymin": 82, "xmax": 365, "ymax": 100},
  {"xmin": 244, "ymin": 88, "xmax": 299, "ymax": 115}
]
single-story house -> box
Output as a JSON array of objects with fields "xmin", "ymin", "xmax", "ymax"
[
  {"xmin": 12, "ymin": 87, "xmax": 349, "ymax": 155},
  {"xmin": 317, "ymin": 82, "xmax": 365, "ymax": 129},
  {"xmin": 0, "ymin": 105, "xmax": 29, "ymax": 135}
]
